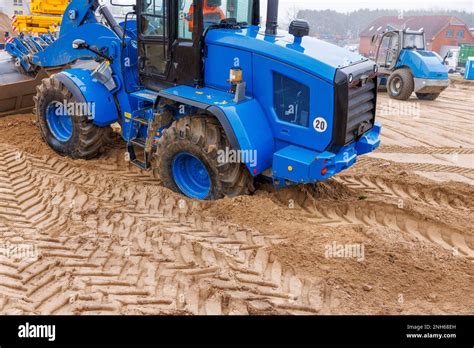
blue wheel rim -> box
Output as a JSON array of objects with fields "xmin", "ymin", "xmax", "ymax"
[
  {"xmin": 172, "ymin": 152, "xmax": 211, "ymax": 199},
  {"xmin": 45, "ymin": 101, "xmax": 73, "ymax": 142}
]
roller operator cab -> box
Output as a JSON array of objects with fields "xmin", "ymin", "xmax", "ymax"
[
  {"xmin": 29, "ymin": 0, "xmax": 381, "ymax": 200},
  {"xmin": 374, "ymin": 29, "xmax": 449, "ymax": 101}
]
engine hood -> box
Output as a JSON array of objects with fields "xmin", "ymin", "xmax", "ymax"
[
  {"xmin": 205, "ymin": 26, "xmax": 368, "ymax": 83},
  {"xmin": 399, "ymin": 49, "xmax": 449, "ymax": 80}
]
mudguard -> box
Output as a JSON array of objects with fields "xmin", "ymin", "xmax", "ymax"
[
  {"xmin": 159, "ymin": 85, "xmax": 275, "ymax": 175},
  {"xmin": 54, "ymin": 68, "xmax": 119, "ymax": 127}
]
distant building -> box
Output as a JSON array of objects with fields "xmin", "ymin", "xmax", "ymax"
[
  {"xmin": 1, "ymin": 0, "xmax": 30, "ymax": 42},
  {"xmin": 359, "ymin": 16, "xmax": 474, "ymax": 58},
  {"xmin": 0, "ymin": 0, "xmax": 30, "ymax": 16}
]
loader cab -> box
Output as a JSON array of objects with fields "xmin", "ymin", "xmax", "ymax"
[{"xmin": 136, "ymin": 0, "xmax": 259, "ymax": 90}]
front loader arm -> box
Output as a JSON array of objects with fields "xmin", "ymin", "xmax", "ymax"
[
  {"xmin": 57, "ymin": 0, "xmax": 101, "ymax": 37},
  {"xmin": 6, "ymin": 0, "xmax": 124, "ymax": 73},
  {"xmin": 32, "ymin": 23, "xmax": 121, "ymax": 68}
]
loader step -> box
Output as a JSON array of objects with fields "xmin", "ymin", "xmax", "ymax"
[
  {"xmin": 127, "ymin": 140, "xmax": 151, "ymax": 171},
  {"xmin": 132, "ymin": 117, "xmax": 149, "ymax": 125},
  {"xmin": 130, "ymin": 138, "xmax": 146, "ymax": 148},
  {"xmin": 131, "ymin": 159, "xmax": 149, "ymax": 171},
  {"xmin": 130, "ymin": 89, "xmax": 160, "ymax": 103}
]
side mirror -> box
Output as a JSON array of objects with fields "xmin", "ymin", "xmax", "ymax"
[{"xmin": 72, "ymin": 39, "xmax": 86, "ymax": 49}]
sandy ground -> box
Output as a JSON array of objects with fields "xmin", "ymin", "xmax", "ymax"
[
  {"xmin": 373, "ymin": 81, "xmax": 474, "ymax": 184},
  {"xmin": 0, "ymin": 84, "xmax": 472, "ymax": 315}
]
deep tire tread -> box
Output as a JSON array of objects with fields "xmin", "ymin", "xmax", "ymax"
[
  {"xmin": 388, "ymin": 68, "xmax": 414, "ymax": 100},
  {"xmin": 34, "ymin": 76, "xmax": 110, "ymax": 160},
  {"xmin": 154, "ymin": 115, "xmax": 254, "ymax": 200}
]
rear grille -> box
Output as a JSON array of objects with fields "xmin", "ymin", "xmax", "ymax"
[
  {"xmin": 345, "ymin": 79, "xmax": 376, "ymax": 144},
  {"xmin": 330, "ymin": 62, "xmax": 378, "ymax": 151}
]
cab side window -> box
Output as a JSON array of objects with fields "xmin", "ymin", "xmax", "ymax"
[
  {"xmin": 140, "ymin": 0, "xmax": 166, "ymax": 37},
  {"xmin": 178, "ymin": 0, "xmax": 193, "ymax": 39},
  {"xmin": 273, "ymin": 72, "xmax": 310, "ymax": 127}
]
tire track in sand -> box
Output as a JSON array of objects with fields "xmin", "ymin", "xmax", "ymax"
[
  {"xmin": 334, "ymin": 175, "xmax": 472, "ymax": 210},
  {"xmin": 377, "ymin": 146, "xmax": 474, "ymax": 155},
  {"xmin": 303, "ymin": 200, "xmax": 473, "ymax": 258},
  {"xmin": 357, "ymin": 156, "xmax": 474, "ymax": 176},
  {"xmin": 0, "ymin": 145, "xmax": 330, "ymax": 315}
]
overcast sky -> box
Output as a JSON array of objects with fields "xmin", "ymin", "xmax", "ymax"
[
  {"xmin": 0, "ymin": 0, "xmax": 472, "ymax": 11},
  {"xmin": 2, "ymin": 0, "xmax": 470, "ymax": 14},
  {"xmin": 277, "ymin": 0, "xmax": 474, "ymax": 12}
]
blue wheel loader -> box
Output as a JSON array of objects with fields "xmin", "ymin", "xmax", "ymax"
[
  {"xmin": 0, "ymin": 0, "xmax": 381, "ymax": 200},
  {"xmin": 374, "ymin": 28, "xmax": 449, "ymax": 101}
]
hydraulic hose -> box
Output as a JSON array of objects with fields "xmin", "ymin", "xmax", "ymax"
[{"xmin": 98, "ymin": 5, "xmax": 124, "ymax": 38}]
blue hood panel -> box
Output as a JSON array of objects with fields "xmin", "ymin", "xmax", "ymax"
[
  {"xmin": 205, "ymin": 26, "xmax": 368, "ymax": 83},
  {"xmin": 398, "ymin": 50, "xmax": 449, "ymax": 80}
]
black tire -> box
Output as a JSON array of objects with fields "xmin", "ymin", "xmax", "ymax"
[
  {"xmin": 416, "ymin": 93, "xmax": 440, "ymax": 101},
  {"xmin": 153, "ymin": 116, "xmax": 254, "ymax": 200},
  {"xmin": 34, "ymin": 76, "xmax": 110, "ymax": 159},
  {"xmin": 387, "ymin": 68, "xmax": 414, "ymax": 100}
]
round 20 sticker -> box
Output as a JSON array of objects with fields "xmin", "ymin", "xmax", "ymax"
[{"xmin": 313, "ymin": 117, "xmax": 328, "ymax": 133}]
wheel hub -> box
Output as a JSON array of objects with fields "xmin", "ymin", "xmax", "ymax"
[
  {"xmin": 45, "ymin": 101, "xmax": 73, "ymax": 142},
  {"xmin": 391, "ymin": 76, "xmax": 403, "ymax": 95},
  {"xmin": 172, "ymin": 152, "xmax": 211, "ymax": 199}
]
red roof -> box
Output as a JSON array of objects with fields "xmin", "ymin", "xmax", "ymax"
[{"xmin": 360, "ymin": 16, "xmax": 467, "ymax": 40}]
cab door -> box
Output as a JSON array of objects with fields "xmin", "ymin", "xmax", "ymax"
[
  {"xmin": 137, "ymin": 0, "xmax": 203, "ymax": 89},
  {"xmin": 376, "ymin": 32, "xmax": 400, "ymax": 72},
  {"xmin": 137, "ymin": 0, "xmax": 170, "ymax": 84}
]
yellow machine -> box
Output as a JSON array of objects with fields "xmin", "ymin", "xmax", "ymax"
[
  {"xmin": 13, "ymin": 0, "xmax": 68, "ymax": 33},
  {"xmin": 29, "ymin": 0, "xmax": 68, "ymax": 14}
]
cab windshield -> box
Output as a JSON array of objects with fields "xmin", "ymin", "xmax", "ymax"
[
  {"xmin": 403, "ymin": 33, "xmax": 425, "ymax": 50},
  {"xmin": 179, "ymin": 0, "xmax": 254, "ymax": 39},
  {"xmin": 205, "ymin": 0, "xmax": 254, "ymax": 25}
]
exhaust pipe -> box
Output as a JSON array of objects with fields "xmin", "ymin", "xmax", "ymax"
[{"xmin": 265, "ymin": 0, "xmax": 279, "ymax": 36}]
